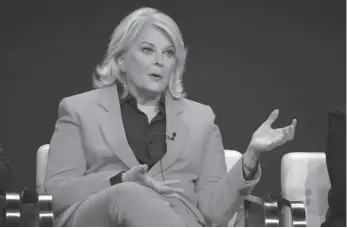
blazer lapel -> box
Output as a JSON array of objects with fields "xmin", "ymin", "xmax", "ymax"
[
  {"xmin": 97, "ymin": 85, "xmax": 140, "ymax": 169},
  {"xmin": 148, "ymin": 94, "xmax": 189, "ymax": 177}
]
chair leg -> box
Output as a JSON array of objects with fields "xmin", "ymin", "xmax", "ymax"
[
  {"xmin": 20, "ymin": 188, "xmax": 54, "ymax": 227},
  {"xmin": 244, "ymin": 194, "xmax": 280, "ymax": 227},
  {"xmin": 37, "ymin": 194, "xmax": 54, "ymax": 226},
  {"xmin": 4, "ymin": 192, "xmax": 21, "ymax": 226},
  {"xmin": 269, "ymin": 193, "xmax": 307, "ymax": 227},
  {"xmin": 263, "ymin": 200, "xmax": 280, "ymax": 227}
]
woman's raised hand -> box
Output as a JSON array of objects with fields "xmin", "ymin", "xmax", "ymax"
[{"xmin": 248, "ymin": 109, "xmax": 297, "ymax": 153}]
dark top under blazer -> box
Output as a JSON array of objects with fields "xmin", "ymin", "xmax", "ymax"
[{"xmin": 110, "ymin": 94, "xmax": 166, "ymax": 185}]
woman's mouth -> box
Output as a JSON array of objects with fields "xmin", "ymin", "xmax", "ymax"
[{"xmin": 148, "ymin": 73, "xmax": 163, "ymax": 79}]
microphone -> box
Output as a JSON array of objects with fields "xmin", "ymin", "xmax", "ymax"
[{"xmin": 165, "ymin": 132, "xmax": 176, "ymax": 141}]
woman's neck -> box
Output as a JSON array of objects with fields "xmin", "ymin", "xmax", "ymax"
[
  {"xmin": 128, "ymin": 89, "xmax": 161, "ymax": 106},
  {"xmin": 136, "ymin": 97, "xmax": 160, "ymax": 106}
]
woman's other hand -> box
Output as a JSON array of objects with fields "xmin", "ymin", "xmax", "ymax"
[{"xmin": 122, "ymin": 164, "xmax": 184, "ymax": 197}]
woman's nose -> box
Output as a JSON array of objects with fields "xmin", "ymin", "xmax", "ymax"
[{"xmin": 154, "ymin": 53, "xmax": 164, "ymax": 67}]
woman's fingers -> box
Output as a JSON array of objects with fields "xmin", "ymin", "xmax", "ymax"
[
  {"xmin": 163, "ymin": 186, "xmax": 184, "ymax": 193},
  {"xmin": 291, "ymin": 119, "xmax": 297, "ymax": 138},
  {"xmin": 140, "ymin": 164, "xmax": 148, "ymax": 173},
  {"xmin": 130, "ymin": 166, "xmax": 142, "ymax": 174},
  {"xmin": 131, "ymin": 164, "xmax": 148, "ymax": 175},
  {"xmin": 161, "ymin": 193, "xmax": 182, "ymax": 200},
  {"xmin": 265, "ymin": 109, "xmax": 280, "ymax": 126},
  {"xmin": 286, "ymin": 119, "xmax": 297, "ymax": 140},
  {"xmin": 292, "ymin": 119, "xmax": 297, "ymax": 128},
  {"xmin": 282, "ymin": 119, "xmax": 297, "ymax": 141},
  {"xmin": 159, "ymin": 185, "xmax": 184, "ymax": 194},
  {"xmin": 161, "ymin": 180, "xmax": 180, "ymax": 186},
  {"xmin": 282, "ymin": 126, "xmax": 291, "ymax": 141},
  {"xmin": 169, "ymin": 187, "xmax": 184, "ymax": 193},
  {"xmin": 278, "ymin": 136, "xmax": 287, "ymax": 146},
  {"xmin": 125, "ymin": 164, "xmax": 149, "ymax": 182}
]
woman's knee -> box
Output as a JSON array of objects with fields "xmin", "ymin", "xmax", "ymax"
[{"xmin": 69, "ymin": 183, "xmax": 159, "ymax": 226}]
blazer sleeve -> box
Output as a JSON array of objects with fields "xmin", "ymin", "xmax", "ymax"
[
  {"xmin": 196, "ymin": 106, "xmax": 261, "ymax": 224},
  {"xmin": 44, "ymin": 98, "xmax": 119, "ymax": 214}
]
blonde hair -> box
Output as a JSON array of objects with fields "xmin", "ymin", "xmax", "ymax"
[{"xmin": 94, "ymin": 7, "xmax": 188, "ymax": 99}]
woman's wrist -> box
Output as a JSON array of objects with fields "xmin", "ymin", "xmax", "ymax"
[
  {"xmin": 121, "ymin": 171, "xmax": 129, "ymax": 182},
  {"xmin": 242, "ymin": 147, "xmax": 260, "ymax": 178}
]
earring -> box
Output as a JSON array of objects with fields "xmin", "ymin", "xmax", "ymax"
[
  {"xmin": 122, "ymin": 74, "xmax": 128, "ymax": 93},
  {"xmin": 123, "ymin": 82, "xmax": 128, "ymax": 93}
]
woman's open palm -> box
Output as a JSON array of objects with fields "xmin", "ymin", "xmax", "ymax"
[
  {"xmin": 249, "ymin": 109, "xmax": 297, "ymax": 153},
  {"xmin": 123, "ymin": 164, "xmax": 183, "ymax": 198}
]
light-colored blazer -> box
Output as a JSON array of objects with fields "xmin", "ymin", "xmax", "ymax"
[{"xmin": 45, "ymin": 84, "xmax": 261, "ymax": 226}]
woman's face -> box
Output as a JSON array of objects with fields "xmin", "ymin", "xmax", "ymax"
[{"xmin": 120, "ymin": 25, "xmax": 176, "ymax": 99}]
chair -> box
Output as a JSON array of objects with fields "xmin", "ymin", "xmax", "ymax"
[
  {"xmin": 0, "ymin": 143, "xmax": 53, "ymax": 227},
  {"xmin": 280, "ymin": 152, "xmax": 331, "ymax": 227},
  {"xmin": 2, "ymin": 144, "xmax": 54, "ymax": 227},
  {"xmin": 3, "ymin": 189, "xmax": 54, "ymax": 227},
  {"xmin": 37, "ymin": 145, "xmax": 278, "ymax": 226},
  {"xmin": 225, "ymin": 150, "xmax": 280, "ymax": 227},
  {"xmin": 36, "ymin": 144, "xmax": 50, "ymax": 194}
]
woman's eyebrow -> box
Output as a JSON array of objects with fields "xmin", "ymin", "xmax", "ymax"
[{"xmin": 140, "ymin": 41, "xmax": 174, "ymax": 49}]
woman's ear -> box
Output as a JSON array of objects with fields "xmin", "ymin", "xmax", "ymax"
[{"xmin": 116, "ymin": 54, "xmax": 125, "ymax": 72}]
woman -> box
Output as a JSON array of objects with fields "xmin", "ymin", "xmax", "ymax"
[{"xmin": 45, "ymin": 7, "xmax": 297, "ymax": 227}]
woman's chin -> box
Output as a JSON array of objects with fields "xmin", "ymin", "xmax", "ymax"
[{"xmin": 144, "ymin": 84, "xmax": 167, "ymax": 95}]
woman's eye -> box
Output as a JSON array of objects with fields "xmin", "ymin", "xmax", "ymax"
[
  {"xmin": 142, "ymin": 47, "xmax": 153, "ymax": 53},
  {"xmin": 165, "ymin": 50, "xmax": 175, "ymax": 56}
]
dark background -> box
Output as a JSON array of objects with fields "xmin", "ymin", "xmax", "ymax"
[{"xmin": 0, "ymin": 0, "xmax": 345, "ymax": 201}]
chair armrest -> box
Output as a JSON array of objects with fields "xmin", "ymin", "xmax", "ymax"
[
  {"xmin": 244, "ymin": 194, "xmax": 280, "ymax": 227},
  {"xmin": 269, "ymin": 193, "xmax": 306, "ymax": 227}
]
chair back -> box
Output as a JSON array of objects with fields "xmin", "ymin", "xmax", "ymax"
[
  {"xmin": 225, "ymin": 149, "xmax": 242, "ymax": 171},
  {"xmin": 281, "ymin": 152, "xmax": 330, "ymax": 227},
  {"xmin": 224, "ymin": 150, "xmax": 244, "ymax": 227},
  {"xmin": 36, "ymin": 144, "xmax": 50, "ymax": 193}
]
